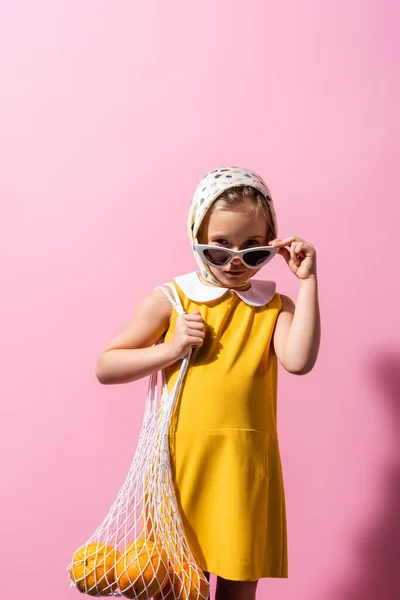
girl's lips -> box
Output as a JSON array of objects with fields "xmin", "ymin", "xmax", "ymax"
[{"xmin": 225, "ymin": 271, "xmax": 245, "ymax": 276}]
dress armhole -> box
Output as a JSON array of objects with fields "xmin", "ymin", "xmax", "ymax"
[{"xmin": 270, "ymin": 292, "xmax": 283, "ymax": 356}]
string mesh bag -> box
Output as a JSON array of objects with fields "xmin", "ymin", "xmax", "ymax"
[{"xmin": 67, "ymin": 284, "xmax": 210, "ymax": 600}]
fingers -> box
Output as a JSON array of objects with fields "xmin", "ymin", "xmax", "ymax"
[
  {"xmin": 176, "ymin": 314, "xmax": 205, "ymax": 344},
  {"xmin": 184, "ymin": 311, "xmax": 203, "ymax": 321},
  {"xmin": 181, "ymin": 313, "xmax": 204, "ymax": 331},
  {"xmin": 271, "ymin": 237, "xmax": 314, "ymax": 261},
  {"xmin": 278, "ymin": 245, "xmax": 303, "ymax": 266},
  {"xmin": 186, "ymin": 329, "xmax": 205, "ymax": 346},
  {"xmin": 171, "ymin": 312, "xmax": 205, "ymax": 359},
  {"xmin": 291, "ymin": 242, "xmax": 306, "ymax": 266},
  {"xmin": 187, "ymin": 322, "xmax": 205, "ymax": 332},
  {"xmin": 270, "ymin": 237, "xmax": 298, "ymax": 247},
  {"xmin": 278, "ymin": 247, "xmax": 291, "ymax": 263},
  {"xmin": 270, "ymin": 236, "xmax": 307, "ymax": 247}
]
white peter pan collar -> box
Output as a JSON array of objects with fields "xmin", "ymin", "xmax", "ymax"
[{"xmin": 174, "ymin": 272, "xmax": 276, "ymax": 307}]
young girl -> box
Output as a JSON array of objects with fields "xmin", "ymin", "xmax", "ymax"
[{"xmin": 96, "ymin": 166, "xmax": 321, "ymax": 600}]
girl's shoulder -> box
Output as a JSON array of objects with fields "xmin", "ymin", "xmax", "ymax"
[
  {"xmin": 138, "ymin": 287, "xmax": 174, "ymax": 321},
  {"xmin": 277, "ymin": 293, "xmax": 295, "ymax": 313}
]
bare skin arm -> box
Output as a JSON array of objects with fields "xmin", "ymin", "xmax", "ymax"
[
  {"xmin": 273, "ymin": 279, "xmax": 321, "ymax": 375},
  {"xmin": 96, "ymin": 290, "xmax": 204, "ymax": 385},
  {"xmin": 271, "ymin": 236, "xmax": 321, "ymax": 375}
]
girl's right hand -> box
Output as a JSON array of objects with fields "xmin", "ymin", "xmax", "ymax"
[{"xmin": 169, "ymin": 311, "xmax": 205, "ymax": 360}]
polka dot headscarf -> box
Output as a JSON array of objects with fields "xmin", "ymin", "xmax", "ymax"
[{"xmin": 188, "ymin": 166, "xmax": 278, "ymax": 286}]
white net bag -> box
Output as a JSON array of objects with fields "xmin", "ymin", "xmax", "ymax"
[{"xmin": 67, "ymin": 284, "xmax": 209, "ymax": 600}]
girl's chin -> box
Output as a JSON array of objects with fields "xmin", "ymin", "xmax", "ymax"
[{"xmin": 214, "ymin": 270, "xmax": 252, "ymax": 287}]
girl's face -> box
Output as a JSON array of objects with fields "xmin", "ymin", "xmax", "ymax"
[{"xmin": 198, "ymin": 204, "xmax": 270, "ymax": 289}]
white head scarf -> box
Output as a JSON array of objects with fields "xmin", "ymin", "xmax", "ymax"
[{"xmin": 188, "ymin": 166, "xmax": 278, "ymax": 286}]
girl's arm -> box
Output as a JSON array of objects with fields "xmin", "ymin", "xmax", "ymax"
[
  {"xmin": 273, "ymin": 278, "xmax": 320, "ymax": 375},
  {"xmin": 96, "ymin": 290, "xmax": 204, "ymax": 385},
  {"xmin": 270, "ymin": 236, "xmax": 321, "ymax": 375}
]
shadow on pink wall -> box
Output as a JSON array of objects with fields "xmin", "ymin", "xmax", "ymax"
[{"xmin": 327, "ymin": 352, "xmax": 400, "ymax": 600}]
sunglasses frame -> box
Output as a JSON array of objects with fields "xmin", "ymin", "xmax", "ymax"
[{"xmin": 195, "ymin": 244, "xmax": 279, "ymax": 269}]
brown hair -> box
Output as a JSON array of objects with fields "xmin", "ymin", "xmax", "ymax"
[{"xmin": 203, "ymin": 185, "xmax": 276, "ymax": 241}]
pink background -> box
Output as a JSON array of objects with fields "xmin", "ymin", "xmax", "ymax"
[{"xmin": 1, "ymin": 1, "xmax": 399, "ymax": 599}]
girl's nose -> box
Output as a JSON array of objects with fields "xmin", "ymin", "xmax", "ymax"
[{"xmin": 231, "ymin": 257, "xmax": 242, "ymax": 265}]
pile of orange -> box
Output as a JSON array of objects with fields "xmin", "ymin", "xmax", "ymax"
[
  {"xmin": 69, "ymin": 542, "xmax": 120, "ymax": 596},
  {"xmin": 69, "ymin": 540, "xmax": 208, "ymax": 599}
]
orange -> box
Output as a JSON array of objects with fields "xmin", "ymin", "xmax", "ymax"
[
  {"xmin": 176, "ymin": 564, "xmax": 209, "ymax": 600},
  {"xmin": 115, "ymin": 539, "xmax": 168, "ymax": 599},
  {"xmin": 154, "ymin": 563, "xmax": 209, "ymax": 600},
  {"xmin": 69, "ymin": 542, "xmax": 119, "ymax": 596},
  {"xmin": 153, "ymin": 564, "xmax": 175, "ymax": 600}
]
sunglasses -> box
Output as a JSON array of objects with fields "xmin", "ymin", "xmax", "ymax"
[{"xmin": 195, "ymin": 244, "xmax": 279, "ymax": 269}]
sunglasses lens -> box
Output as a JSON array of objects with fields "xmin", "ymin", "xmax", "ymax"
[
  {"xmin": 203, "ymin": 248, "xmax": 231, "ymax": 266},
  {"xmin": 243, "ymin": 249, "xmax": 272, "ymax": 267}
]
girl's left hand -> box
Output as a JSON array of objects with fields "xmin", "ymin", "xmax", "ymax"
[{"xmin": 270, "ymin": 237, "xmax": 317, "ymax": 280}]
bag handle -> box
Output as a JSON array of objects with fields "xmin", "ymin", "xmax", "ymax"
[
  {"xmin": 155, "ymin": 283, "xmax": 185, "ymax": 316},
  {"xmin": 154, "ymin": 283, "xmax": 193, "ymax": 407}
]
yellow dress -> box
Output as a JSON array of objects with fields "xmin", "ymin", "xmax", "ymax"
[{"xmin": 163, "ymin": 272, "xmax": 287, "ymax": 582}]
